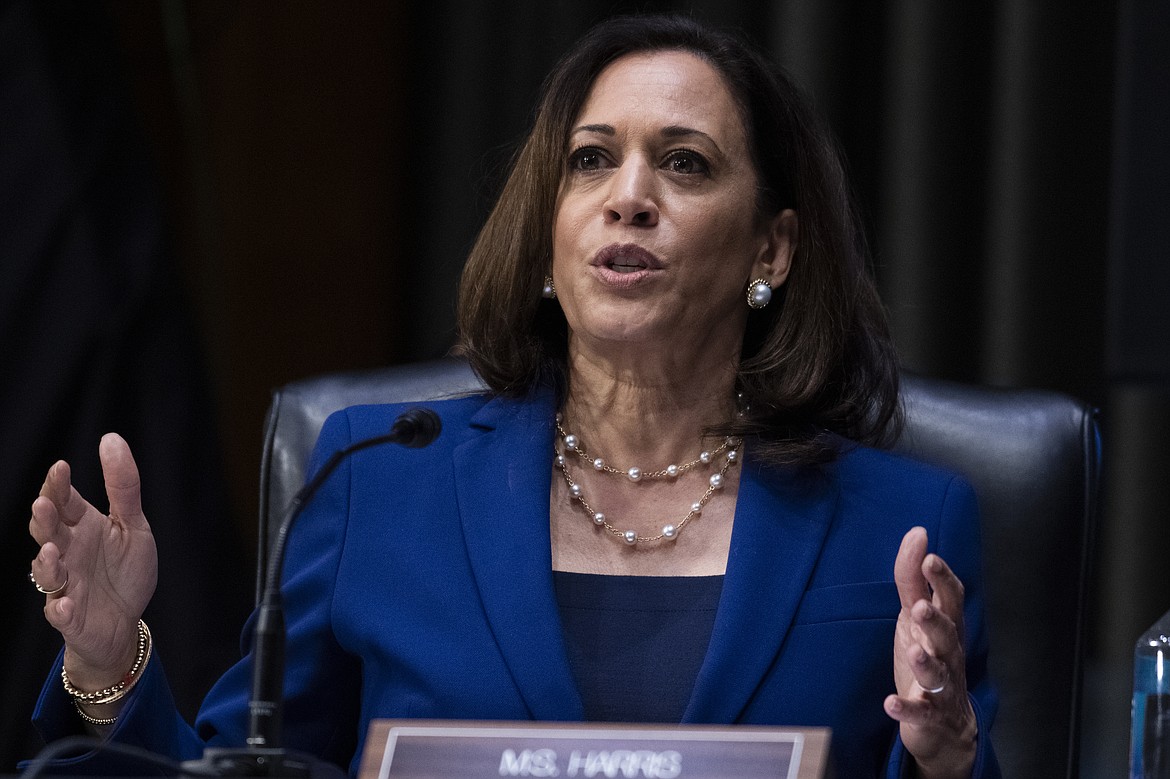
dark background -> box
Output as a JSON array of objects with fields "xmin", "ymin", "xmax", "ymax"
[{"xmin": 2, "ymin": 1, "xmax": 1166, "ymax": 775}]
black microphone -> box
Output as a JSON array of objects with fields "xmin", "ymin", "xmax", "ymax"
[
  {"xmin": 182, "ymin": 408, "xmax": 441, "ymax": 778},
  {"xmin": 385, "ymin": 407, "xmax": 441, "ymax": 448}
]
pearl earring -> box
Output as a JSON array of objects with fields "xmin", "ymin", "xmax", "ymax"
[
  {"xmin": 746, "ymin": 278, "xmax": 772, "ymax": 309},
  {"xmin": 542, "ymin": 276, "xmax": 556, "ymax": 299}
]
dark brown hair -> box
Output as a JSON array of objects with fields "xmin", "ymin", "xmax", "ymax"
[{"xmin": 456, "ymin": 14, "xmax": 901, "ymax": 465}]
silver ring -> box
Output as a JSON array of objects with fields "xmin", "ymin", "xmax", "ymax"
[
  {"xmin": 29, "ymin": 570, "xmax": 68, "ymax": 596},
  {"xmin": 920, "ymin": 681, "xmax": 946, "ymax": 695}
]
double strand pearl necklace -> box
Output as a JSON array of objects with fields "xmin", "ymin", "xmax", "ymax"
[{"xmin": 553, "ymin": 416, "xmax": 741, "ymax": 545}]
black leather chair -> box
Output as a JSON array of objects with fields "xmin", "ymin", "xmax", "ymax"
[
  {"xmin": 894, "ymin": 374, "xmax": 1099, "ymax": 779},
  {"xmin": 257, "ymin": 358, "xmax": 1100, "ymax": 779}
]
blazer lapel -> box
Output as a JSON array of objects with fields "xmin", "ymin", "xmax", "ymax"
[
  {"xmin": 452, "ymin": 389, "xmax": 584, "ymax": 721},
  {"xmin": 683, "ymin": 451, "xmax": 840, "ymax": 723}
]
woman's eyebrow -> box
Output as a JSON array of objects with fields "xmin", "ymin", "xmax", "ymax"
[
  {"xmin": 662, "ymin": 125, "xmax": 727, "ymax": 163},
  {"xmin": 570, "ymin": 123, "xmax": 615, "ymax": 136},
  {"xmin": 662, "ymin": 124, "xmax": 707, "ymax": 139},
  {"xmin": 571, "ymin": 124, "xmax": 720, "ymax": 146},
  {"xmin": 661, "ymin": 125, "xmax": 721, "ymax": 150}
]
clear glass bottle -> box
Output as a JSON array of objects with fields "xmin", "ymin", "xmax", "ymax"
[{"xmin": 1132, "ymin": 609, "xmax": 1170, "ymax": 778}]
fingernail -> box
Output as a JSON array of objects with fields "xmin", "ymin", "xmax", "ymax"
[{"xmin": 888, "ymin": 698, "xmax": 902, "ymax": 713}]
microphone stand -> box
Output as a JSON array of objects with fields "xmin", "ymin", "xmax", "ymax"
[{"xmin": 182, "ymin": 409, "xmax": 440, "ymax": 777}]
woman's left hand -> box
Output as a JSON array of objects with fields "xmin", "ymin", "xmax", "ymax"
[{"xmin": 886, "ymin": 526, "xmax": 978, "ymax": 779}]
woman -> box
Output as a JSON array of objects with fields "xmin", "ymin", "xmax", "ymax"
[{"xmin": 27, "ymin": 14, "xmax": 998, "ymax": 778}]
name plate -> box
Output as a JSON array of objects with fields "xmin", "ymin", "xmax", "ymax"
[{"xmin": 359, "ymin": 720, "xmax": 830, "ymax": 779}]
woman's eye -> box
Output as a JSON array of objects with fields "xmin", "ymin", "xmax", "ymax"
[
  {"xmin": 664, "ymin": 150, "xmax": 709, "ymax": 175},
  {"xmin": 569, "ymin": 148, "xmax": 606, "ymax": 171}
]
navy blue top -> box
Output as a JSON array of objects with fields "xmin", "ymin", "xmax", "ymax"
[{"xmin": 553, "ymin": 571, "xmax": 724, "ymax": 723}]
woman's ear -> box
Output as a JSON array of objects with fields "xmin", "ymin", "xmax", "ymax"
[{"xmin": 752, "ymin": 208, "xmax": 798, "ymax": 288}]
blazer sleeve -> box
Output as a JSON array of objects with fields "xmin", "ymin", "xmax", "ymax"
[
  {"xmin": 885, "ymin": 475, "xmax": 1002, "ymax": 779},
  {"xmin": 27, "ymin": 409, "xmax": 363, "ymax": 774}
]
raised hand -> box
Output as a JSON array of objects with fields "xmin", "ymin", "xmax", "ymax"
[
  {"xmin": 28, "ymin": 433, "xmax": 158, "ymax": 691},
  {"xmin": 885, "ymin": 526, "xmax": 978, "ymax": 779}
]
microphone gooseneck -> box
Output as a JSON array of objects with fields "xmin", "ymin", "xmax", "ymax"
[
  {"xmin": 260, "ymin": 407, "xmax": 441, "ymax": 602},
  {"xmin": 185, "ymin": 407, "xmax": 440, "ymax": 777},
  {"xmin": 251, "ymin": 407, "xmax": 441, "ymax": 747}
]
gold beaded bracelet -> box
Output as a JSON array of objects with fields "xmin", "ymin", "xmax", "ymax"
[
  {"xmin": 62, "ymin": 620, "xmax": 152, "ymax": 706},
  {"xmin": 73, "ymin": 699, "xmax": 118, "ymax": 726}
]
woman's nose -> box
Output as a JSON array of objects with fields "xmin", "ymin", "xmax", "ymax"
[{"xmin": 603, "ymin": 158, "xmax": 659, "ymax": 226}]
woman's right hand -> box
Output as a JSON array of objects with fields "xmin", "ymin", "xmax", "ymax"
[{"xmin": 28, "ymin": 433, "xmax": 158, "ymax": 691}]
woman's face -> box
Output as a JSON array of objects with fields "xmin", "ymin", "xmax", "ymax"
[{"xmin": 551, "ymin": 50, "xmax": 792, "ymax": 366}]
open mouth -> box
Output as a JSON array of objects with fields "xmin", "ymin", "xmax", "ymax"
[
  {"xmin": 609, "ymin": 256, "xmax": 647, "ymax": 273},
  {"xmin": 593, "ymin": 243, "xmax": 663, "ymax": 274}
]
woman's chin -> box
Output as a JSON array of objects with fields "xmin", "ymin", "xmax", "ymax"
[{"xmin": 571, "ymin": 321, "xmax": 670, "ymax": 352}]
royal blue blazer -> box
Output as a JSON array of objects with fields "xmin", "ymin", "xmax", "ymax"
[{"xmin": 33, "ymin": 388, "xmax": 1000, "ymax": 777}]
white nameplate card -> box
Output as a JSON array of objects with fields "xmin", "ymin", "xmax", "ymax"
[{"xmin": 359, "ymin": 720, "xmax": 830, "ymax": 779}]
